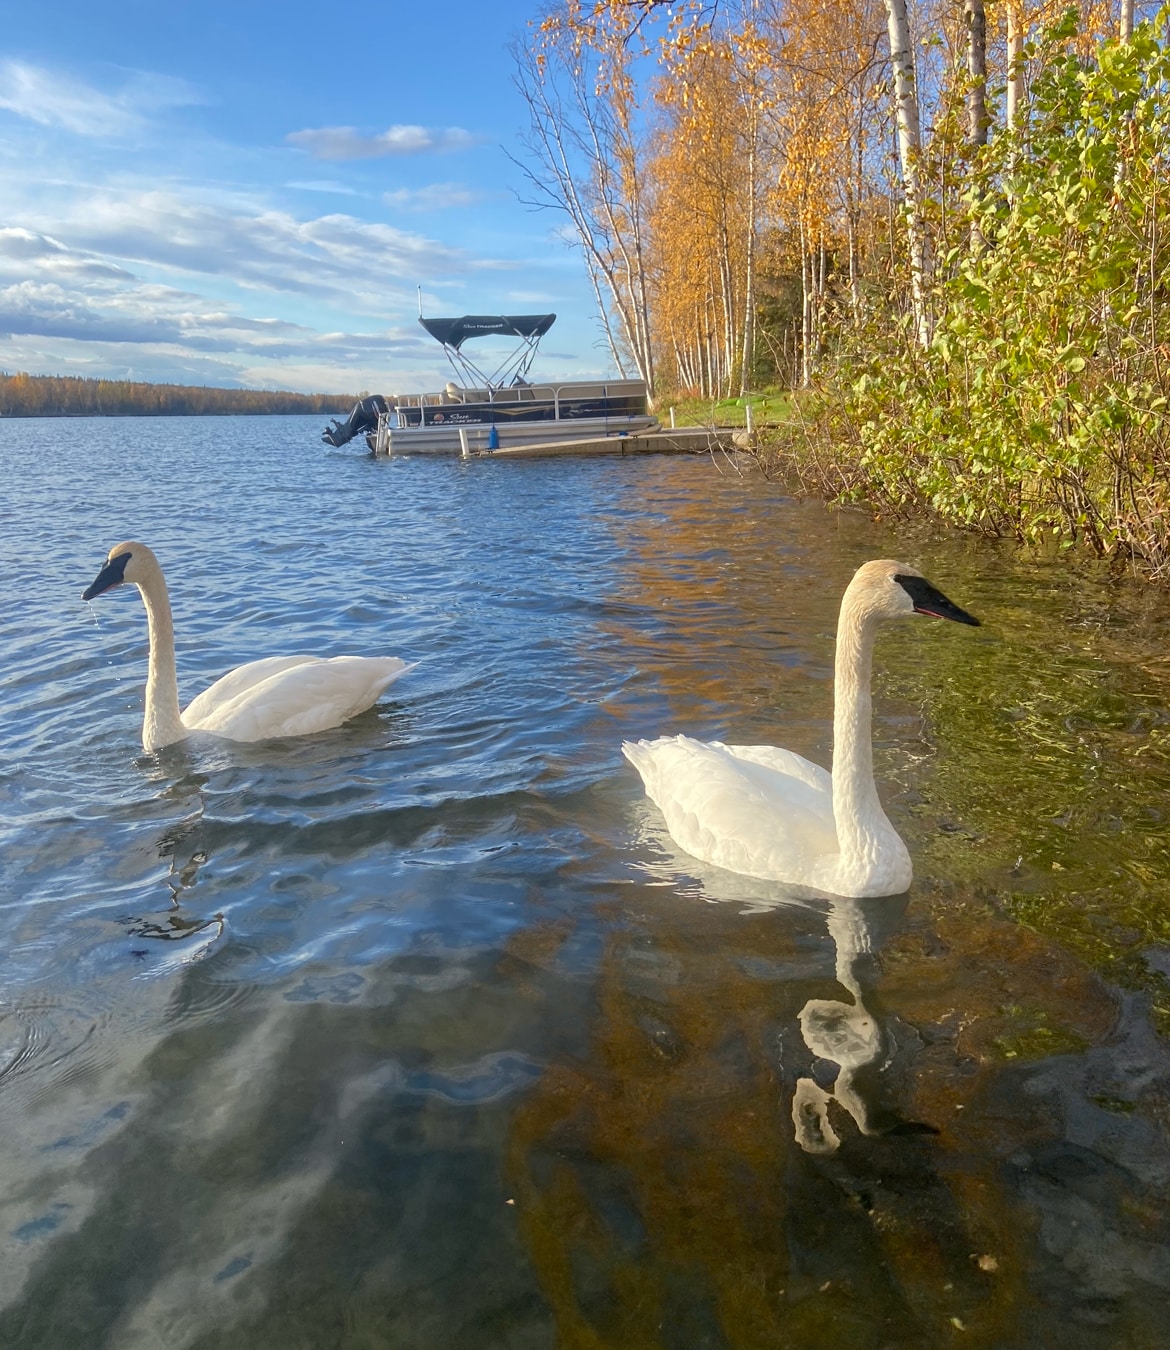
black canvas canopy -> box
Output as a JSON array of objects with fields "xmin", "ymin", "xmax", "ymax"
[
  {"xmin": 419, "ymin": 314, "xmax": 556, "ymax": 350},
  {"xmin": 418, "ymin": 313, "xmax": 557, "ymax": 389}
]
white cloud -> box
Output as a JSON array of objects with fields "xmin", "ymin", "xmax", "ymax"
[
  {"xmin": 0, "ymin": 222, "xmax": 449, "ymax": 392},
  {"xmin": 0, "ymin": 282, "xmax": 448, "ymax": 402},
  {"xmin": 0, "ymin": 76, "xmax": 588, "ymax": 394},
  {"xmin": 0, "ymin": 226, "xmax": 134, "ymax": 280},
  {"xmin": 0, "ymin": 318, "xmax": 451, "ymax": 393},
  {"xmin": 0, "ymin": 60, "xmax": 199, "ymax": 137},
  {"xmin": 0, "ymin": 226, "xmax": 65, "ymax": 258},
  {"xmin": 287, "ymin": 124, "xmax": 481, "ymax": 161},
  {"xmin": 383, "ymin": 182, "xmax": 485, "ymax": 211},
  {"xmin": 9, "ymin": 192, "xmax": 497, "ymax": 314},
  {"xmin": 0, "ymin": 273, "xmax": 433, "ymax": 361},
  {"xmin": 286, "ymin": 180, "xmax": 362, "ymax": 196}
]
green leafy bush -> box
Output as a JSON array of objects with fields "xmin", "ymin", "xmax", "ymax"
[{"xmin": 773, "ymin": 12, "xmax": 1170, "ymax": 575}]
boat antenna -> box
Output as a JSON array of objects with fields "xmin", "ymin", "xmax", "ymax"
[{"xmin": 417, "ymin": 285, "xmax": 423, "ymax": 318}]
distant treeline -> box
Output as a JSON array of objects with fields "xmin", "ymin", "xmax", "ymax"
[{"xmin": 0, "ymin": 372, "xmax": 359, "ymax": 418}]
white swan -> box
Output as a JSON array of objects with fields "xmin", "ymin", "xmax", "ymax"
[
  {"xmin": 622, "ymin": 560, "xmax": 979, "ymax": 898},
  {"xmin": 83, "ymin": 541, "xmax": 414, "ymax": 752}
]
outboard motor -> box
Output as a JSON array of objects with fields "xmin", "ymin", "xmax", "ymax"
[{"xmin": 321, "ymin": 394, "xmax": 389, "ymax": 447}]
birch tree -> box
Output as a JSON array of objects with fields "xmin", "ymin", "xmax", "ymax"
[
  {"xmin": 510, "ymin": 14, "xmax": 657, "ymax": 390},
  {"xmin": 883, "ymin": 0, "xmax": 932, "ymax": 344},
  {"xmin": 649, "ymin": 39, "xmax": 755, "ymax": 397},
  {"xmin": 964, "ymin": 0, "xmax": 988, "ymax": 148},
  {"xmin": 1006, "ymin": 1, "xmax": 1025, "ymax": 128}
]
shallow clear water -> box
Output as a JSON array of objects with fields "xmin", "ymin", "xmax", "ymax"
[{"xmin": 4, "ymin": 416, "xmax": 1170, "ymax": 1347}]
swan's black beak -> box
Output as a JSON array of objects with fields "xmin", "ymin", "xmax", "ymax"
[
  {"xmin": 895, "ymin": 574, "xmax": 980, "ymax": 626},
  {"xmin": 82, "ymin": 552, "xmax": 131, "ymax": 601}
]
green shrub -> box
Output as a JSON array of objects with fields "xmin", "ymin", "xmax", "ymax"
[{"xmin": 771, "ymin": 12, "xmax": 1170, "ymax": 575}]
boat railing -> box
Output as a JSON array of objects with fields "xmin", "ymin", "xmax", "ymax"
[
  {"xmin": 374, "ymin": 411, "xmax": 391, "ymax": 454},
  {"xmin": 387, "ymin": 380, "xmax": 647, "ymax": 427}
]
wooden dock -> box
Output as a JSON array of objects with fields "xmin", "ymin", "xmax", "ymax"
[{"xmin": 476, "ymin": 425, "xmax": 741, "ymax": 460}]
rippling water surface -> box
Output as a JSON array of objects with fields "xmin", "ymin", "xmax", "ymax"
[{"xmin": 5, "ymin": 415, "xmax": 1170, "ymax": 1347}]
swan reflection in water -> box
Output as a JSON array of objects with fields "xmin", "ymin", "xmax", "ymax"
[
  {"xmin": 792, "ymin": 895, "xmax": 906, "ymax": 1154},
  {"xmin": 111, "ymin": 768, "xmax": 226, "ymax": 974},
  {"xmin": 630, "ymin": 804, "xmax": 930, "ymax": 1155}
]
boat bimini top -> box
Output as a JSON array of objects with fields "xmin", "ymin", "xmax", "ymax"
[{"xmin": 418, "ymin": 313, "xmax": 556, "ymax": 390}]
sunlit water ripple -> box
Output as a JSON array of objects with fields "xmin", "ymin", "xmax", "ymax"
[{"xmin": 4, "ymin": 415, "xmax": 1170, "ymax": 1347}]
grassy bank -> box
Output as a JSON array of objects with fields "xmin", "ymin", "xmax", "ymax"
[{"xmin": 663, "ymin": 389, "xmax": 793, "ymax": 429}]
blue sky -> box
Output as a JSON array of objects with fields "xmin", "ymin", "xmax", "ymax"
[{"xmin": 0, "ymin": 0, "xmax": 605, "ymax": 393}]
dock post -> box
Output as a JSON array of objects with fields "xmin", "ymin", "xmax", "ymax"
[
  {"xmin": 669, "ymin": 406, "xmax": 676, "ymax": 429},
  {"xmin": 745, "ymin": 402, "xmax": 754, "ymax": 437},
  {"xmin": 459, "ymin": 428, "xmax": 470, "ymax": 459}
]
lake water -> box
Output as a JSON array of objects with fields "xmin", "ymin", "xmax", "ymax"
[{"xmin": 4, "ymin": 415, "xmax": 1170, "ymax": 1347}]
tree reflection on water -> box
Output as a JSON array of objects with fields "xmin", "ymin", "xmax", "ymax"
[{"xmin": 505, "ymin": 852, "xmax": 1170, "ymax": 1347}]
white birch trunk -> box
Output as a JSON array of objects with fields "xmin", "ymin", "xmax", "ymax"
[
  {"xmin": 739, "ymin": 109, "xmax": 757, "ymax": 395},
  {"xmin": 965, "ymin": 0, "xmax": 988, "ymax": 148},
  {"xmin": 719, "ymin": 218, "xmax": 735, "ymax": 399},
  {"xmin": 884, "ymin": 0, "xmax": 932, "ymax": 345},
  {"xmin": 799, "ymin": 214, "xmax": 812, "ymax": 387},
  {"xmin": 1006, "ymin": 2, "xmax": 1024, "ymax": 131}
]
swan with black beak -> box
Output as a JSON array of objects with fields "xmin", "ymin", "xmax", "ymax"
[
  {"xmin": 83, "ymin": 541, "xmax": 414, "ymax": 753},
  {"xmin": 623, "ymin": 561, "xmax": 979, "ymax": 898}
]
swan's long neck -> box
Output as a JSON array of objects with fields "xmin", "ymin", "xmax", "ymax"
[
  {"xmin": 831, "ymin": 593, "xmax": 897, "ymax": 862},
  {"xmin": 827, "ymin": 899, "xmax": 869, "ymax": 1002},
  {"xmin": 136, "ymin": 567, "xmax": 186, "ymax": 752}
]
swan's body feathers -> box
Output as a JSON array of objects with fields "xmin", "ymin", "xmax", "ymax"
[
  {"xmin": 716, "ymin": 742, "xmax": 833, "ymax": 796},
  {"xmin": 623, "ymin": 735, "xmax": 838, "ymax": 882},
  {"xmin": 181, "ymin": 655, "xmax": 319, "ymax": 724},
  {"xmin": 184, "ymin": 655, "xmax": 414, "ymax": 743}
]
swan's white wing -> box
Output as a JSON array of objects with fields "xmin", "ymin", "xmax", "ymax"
[
  {"xmin": 623, "ymin": 734, "xmax": 839, "ymax": 883},
  {"xmin": 184, "ymin": 656, "xmax": 414, "ymax": 742},
  {"xmin": 182, "ymin": 655, "xmax": 319, "ymax": 726},
  {"xmin": 721, "ymin": 742, "xmax": 833, "ymax": 796}
]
